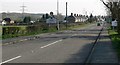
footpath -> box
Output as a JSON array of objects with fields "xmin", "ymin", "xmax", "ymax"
[{"xmin": 90, "ymin": 25, "xmax": 119, "ymax": 64}]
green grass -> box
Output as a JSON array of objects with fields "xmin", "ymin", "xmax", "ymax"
[
  {"xmin": 2, "ymin": 26, "xmax": 27, "ymax": 39},
  {"xmin": 2, "ymin": 23, "xmax": 91, "ymax": 39},
  {"xmin": 63, "ymin": 23, "xmax": 91, "ymax": 30},
  {"xmin": 2, "ymin": 26, "xmax": 27, "ymax": 27},
  {"xmin": 108, "ymin": 29, "xmax": 120, "ymax": 58},
  {"xmin": 0, "ymin": 26, "xmax": 2, "ymax": 40},
  {"xmin": 2, "ymin": 25, "xmax": 58, "ymax": 39}
]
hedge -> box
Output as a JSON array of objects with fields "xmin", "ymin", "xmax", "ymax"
[
  {"xmin": 2, "ymin": 22, "xmax": 86, "ymax": 39},
  {"xmin": 2, "ymin": 24, "xmax": 58, "ymax": 39}
]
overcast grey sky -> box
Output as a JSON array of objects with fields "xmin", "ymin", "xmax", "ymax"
[{"xmin": 1, "ymin": 0, "xmax": 107, "ymax": 16}]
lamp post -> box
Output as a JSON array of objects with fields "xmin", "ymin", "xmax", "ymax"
[
  {"xmin": 57, "ymin": 0, "xmax": 60, "ymax": 31},
  {"xmin": 66, "ymin": 2, "xmax": 68, "ymax": 29}
]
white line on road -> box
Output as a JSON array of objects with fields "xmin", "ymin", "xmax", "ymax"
[
  {"xmin": 72, "ymin": 34, "xmax": 77, "ymax": 36},
  {"xmin": 41, "ymin": 40, "xmax": 62, "ymax": 49},
  {"xmin": 0, "ymin": 56, "xmax": 21, "ymax": 64}
]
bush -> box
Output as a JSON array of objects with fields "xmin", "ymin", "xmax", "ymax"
[
  {"xmin": 2, "ymin": 26, "xmax": 27, "ymax": 39},
  {"xmin": 23, "ymin": 16, "xmax": 31, "ymax": 23}
]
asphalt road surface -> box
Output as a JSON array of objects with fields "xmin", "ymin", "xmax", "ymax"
[{"xmin": 2, "ymin": 23, "xmax": 103, "ymax": 64}]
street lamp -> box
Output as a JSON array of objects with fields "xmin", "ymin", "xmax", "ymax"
[
  {"xmin": 66, "ymin": 2, "xmax": 68, "ymax": 29},
  {"xmin": 57, "ymin": 0, "xmax": 60, "ymax": 31}
]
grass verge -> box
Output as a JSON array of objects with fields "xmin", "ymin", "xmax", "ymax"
[
  {"xmin": 2, "ymin": 22, "xmax": 92, "ymax": 39},
  {"xmin": 108, "ymin": 29, "xmax": 120, "ymax": 58}
]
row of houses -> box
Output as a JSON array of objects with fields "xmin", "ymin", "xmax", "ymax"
[
  {"xmin": 0, "ymin": 18, "xmax": 36, "ymax": 25},
  {"xmin": 67, "ymin": 13, "xmax": 88, "ymax": 23},
  {"xmin": 0, "ymin": 12, "xmax": 89, "ymax": 25}
]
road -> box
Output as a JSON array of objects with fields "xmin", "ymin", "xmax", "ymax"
[{"xmin": 2, "ymin": 23, "xmax": 103, "ymax": 64}]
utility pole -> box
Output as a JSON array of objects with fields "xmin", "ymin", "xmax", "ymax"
[
  {"xmin": 57, "ymin": 0, "xmax": 60, "ymax": 30},
  {"xmin": 20, "ymin": 3, "xmax": 26, "ymax": 19},
  {"xmin": 66, "ymin": 2, "xmax": 68, "ymax": 29}
]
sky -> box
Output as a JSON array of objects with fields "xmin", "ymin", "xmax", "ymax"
[{"xmin": 0, "ymin": 0, "xmax": 107, "ymax": 16}]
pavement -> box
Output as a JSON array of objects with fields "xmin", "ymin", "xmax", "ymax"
[
  {"xmin": 1, "ymin": 22, "xmax": 119, "ymax": 64},
  {"xmin": 90, "ymin": 26, "xmax": 119, "ymax": 63}
]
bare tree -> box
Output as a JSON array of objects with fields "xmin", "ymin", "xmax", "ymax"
[{"xmin": 101, "ymin": 0, "xmax": 120, "ymax": 34}]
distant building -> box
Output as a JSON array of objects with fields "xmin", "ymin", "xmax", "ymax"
[
  {"xmin": 10, "ymin": 20, "xmax": 15, "ymax": 24},
  {"xmin": 79, "ymin": 15, "xmax": 88, "ymax": 22},
  {"xmin": 67, "ymin": 13, "xmax": 76, "ymax": 23},
  {"xmin": 30, "ymin": 21, "xmax": 35, "ymax": 23},
  {"xmin": 2, "ymin": 20, "xmax": 7, "ymax": 25},
  {"xmin": 3, "ymin": 18, "xmax": 11, "ymax": 24},
  {"xmin": 66, "ymin": 13, "xmax": 88, "ymax": 23},
  {"xmin": 2, "ymin": 18, "xmax": 16, "ymax": 25}
]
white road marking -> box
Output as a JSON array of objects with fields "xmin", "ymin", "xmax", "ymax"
[
  {"xmin": 20, "ymin": 40, "xmax": 25, "ymax": 42},
  {"xmin": 31, "ymin": 50, "xmax": 34, "ymax": 53},
  {"xmin": 41, "ymin": 40, "xmax": 62, "ymax": 48},
  {"xmin": 0, "ymin": 56, "xmax": 21, "ymax": 64},
  {"xmin": 72, "ymin": 34, "xmax": 77, "ymax": 36}
]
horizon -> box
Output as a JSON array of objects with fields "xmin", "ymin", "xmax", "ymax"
[{"xmin": 1, "ymin": 0, "xmax": 107, "ymax": 16}]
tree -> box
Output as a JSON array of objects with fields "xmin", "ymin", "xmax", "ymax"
[
  {"xmin": 89, "ymin": 14, "xmax": 93, "ymax": 23},
  {"xmin": 40, "ymin": 14, "xmax": 47, "ymax": 23},
  {"xmin": 101, "ymin": 0, "xmax": 120, "ymax": 34},
  {"xmin": 23, "ymin": 16, "xmax": 31, "ymax": 23}
]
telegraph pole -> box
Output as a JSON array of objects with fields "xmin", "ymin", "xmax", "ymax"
[
  {"xmin": 66, "ymin": 2, "xmax": 68, "ymax": 29},
  {"xmin": 57, "ymin": 0, "xmax": 60, "ymax": 30}
]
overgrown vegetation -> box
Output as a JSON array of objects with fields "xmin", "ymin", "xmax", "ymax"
[
  {"xmin": 2, "ymin": 24, "xmax": 57, "ymax": 39},
  {"xmin": 101, "ymin": 0, "xmax": 120, "ymax": 34},
  {"xmin": 2, "ymin": 22, "xmax": 89, "ymax": 39},
  {"xmin": 109, "ymin": 29, "xmax": 120, "ymax": 58}
]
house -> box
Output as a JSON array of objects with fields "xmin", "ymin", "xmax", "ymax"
[
  {"xmin": 67, "ymin": 13, "xmax": 76, "ymax": 23},
  {"xmin": 64, "ymin": 13, "xmax": 88, "ymax": 23},
  {"xmin": 69, "ymin": 14, "xmax": 88, "ymax": 23},
  {"xmin": 2, "ymin": 20, "xmax": 7, "ymax": 25},
  {"xmin": 3, "ymin": 18, "xmax": 11, "ymax": 24}
]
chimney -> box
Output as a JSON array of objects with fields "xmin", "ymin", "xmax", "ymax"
[
  {"xmin": 74, "ymin": 14, "xmax": 76, "ymax": 17},
  {"xmin": 71, "ymin": 13, "xmax": 73, "ymax": 16}
]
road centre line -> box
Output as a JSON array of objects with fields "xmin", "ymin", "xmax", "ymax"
[
  {"xmin": 41, "ymin": 40, "xmax": 62, "ymax": 49},
  {"xmin": 0, "ymin": 56, "xmax": 21, "ymax": 64},
  {"xmin": 72, "ymin": 34, "xmax": 77, "ymax": 36}
]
